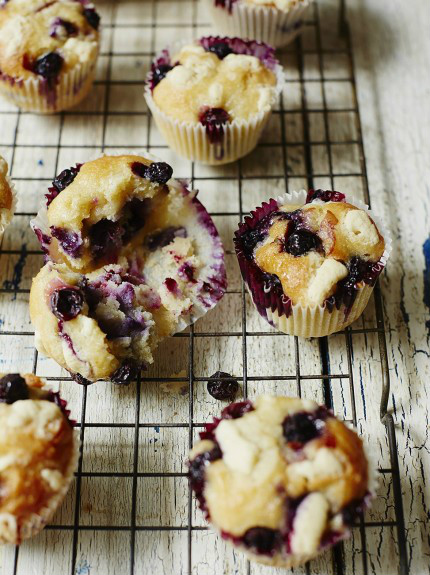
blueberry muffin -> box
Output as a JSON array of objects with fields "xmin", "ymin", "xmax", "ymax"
[
  {"xmin": 234, "ymin": 190, "xmax": 391, "ymax": 337},
  {"xmin": 30, "ymin": 154, "xmax": 226, "ymax": 384},
  {"xmin": 0, "ymin": 0, "xmax": 100, "ymax": 113},
  {"xmin": 189, "ymin": 395, "xmax": 371, "ymax": 568},
  {"xmin": 0, "ymin": 373, "xmax": 77, "ymax": 544},
  {"xmin": 145, "ymin": 36, "xmax": 283, "ymax": 165},
  {"xmin": 0, "ymin": 155, "xmax": 15, "ymax": 242},
  {"xmin": 204, "ymin": 0, "xmax": 311, "ymax": 48}
]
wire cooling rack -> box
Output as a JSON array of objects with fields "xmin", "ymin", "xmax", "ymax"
[{"xmin": 0, "ymin": 1, "xmax": 409, "ymax": 574}]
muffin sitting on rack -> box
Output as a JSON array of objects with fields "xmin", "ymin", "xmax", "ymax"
[
  {"xmin": 0, "ymin": 373, "xmax": 77, "ymax": 545},
  {"xmin": 30, "ymin": 154, "xmax": 226, "ymax": 384},
  {"xmin": 234, "ymin": 189, "xmax": 391, "ymax": 337},
  {"xmin": 145, "ymin": 36, "xmax": 283, "ymax": 165},
  {"xmin": 203, "ymin": 0, "xmax": 312, "ymax": 48},
  {"xmin": 188, "ymin": 395, "xmax": 372, "ymax": 568},
  {"xmin": 0, "ymin": 0, "xmax": 100, "ymax": 113},
  {"xmin": 0, "ymin": 155, "xmax": 15, "ymax": 243}
]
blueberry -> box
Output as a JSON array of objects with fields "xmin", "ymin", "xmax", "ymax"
[
  {"xmin": 72, "ymin": 373, "xmax": 93, "ymax": 386},
  {"xmin": 52, "ymin": 166, "xmax": 80, "ymax": 192},
  {"xmin": 207, "ymin": 42, "xmax": 233, "ymax": 60},
  {"xmin": 199, "ymin": 107, "xmax": 230, "ymax": 144},
  {"xmin": 189, "ymin": 446, "xmax": 222, "ymax": 488},
  {"xmin": 131, "ymin": 161, "xmax": 173, "ymax": 185},
  {"xmin": 306, "ymin": 189, "xmax": 346, "ymax": 204},
  {"xmin": 83, "ymin": 8, "xmax": 100, "ymax": 30},
  {"xmin": 242, "ymin": 527, "xmax": 282, "ymax": 555},
  {"xmin": 285, "ymin": 229, "xmax": 320, "ymax": 257},
  {"xmin": 151, "ymin": 64, "xmax": 173, "ymax": 88},
  {"xmin": 146, "ymin": 226, "xmax": 187, "ymax": 251},
  {"xmin": 111, "ymin": 361, "xmax": 139, "ymax": 385},
  {"xmin": 221, "ymin": 400, "xmax": 254, "ymax": 420},
  {"xmin": 89, "ymin": 219, "xmax": 123, "ymax": 260},
  {"xmin": 33, "ymin": 52, "xmax": 63, "ymax": 78},
  {"xmin": 207, "ymin": 371, "xmax": 239, "ymax": 401},
  {"xmin": 50, "ymin": 18, "xmax": 78, "ymax": 38},
  {"xmin": 50, "ymin": 287, "xmax": 84, "ymax": 321},
  {"xmin": 262, "ymin": 272, "xmax": 283, "ymax": 293},
  {"xmin": 50, "ymin": 227, "xmax": 83, "ymax": 258},
  {"xmin": 0, "ymin": 374, "xmax": 29, "ymax": 404},
  {"xmin": 282, "ymin": 410, "xmax": 327, "ymax": 445}
]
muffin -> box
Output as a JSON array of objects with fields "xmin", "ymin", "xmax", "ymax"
[
  {"xmin": 0, "ymin": 155, "xmax": 15, "ymax": 243},
  {"xmin": 144, "ymin": 36, "xmax": 283, "ymax": 165},
  {"xmin": 188, "ymin": 395, "xmax": 372, "ymax": 568},
  {"xmin": 203, "ymin": 0, "xmax": 311, "ymax": 48},
  {"xmin": 30, "ymin": 154, "xmax": 226, "ymax": 384},
  {"xmin": 234, "ymin": 189, "xmax": 391, "ymax": 337},
  {"xmin": 0, "ymin": 0, "xmax": 100, "ymax": 113},
  {"xmin": 0, "ymin": 372, "xmax": 77, "ymax": 544}
]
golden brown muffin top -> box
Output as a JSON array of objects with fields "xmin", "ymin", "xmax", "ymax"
[
  {"xmin": 153, "ymin": 44, "xmax": 277, "ymax": 123},
  {"xmin": 255, "ymin": 201, "xmax": 385, "ymax": 306},
  {"xmin": 0, "ymin": 0, "xmax": 99, "ymax": 79}
]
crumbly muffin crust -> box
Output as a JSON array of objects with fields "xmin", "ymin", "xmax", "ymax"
[
  {"xmin": 254, "ymin": 200, "xmax": 385, "ymax": 307},
  {"xmin": 0, "ymin": 0, "xmax": 99, "ymax": 80},
  {"xmin": 152, "ymin": 43, "xmax": 277, "ymax": 124},
  {"xmin": 0, "ymin": 373, "xmax": 76, "ymax": 544},
  {"xmin": 189, "ymin": 395, "xmax": 370, "ymax": 568},
  {"xmin": 30, "ymin": 154, "xmax": 226, "ymax": 383}
]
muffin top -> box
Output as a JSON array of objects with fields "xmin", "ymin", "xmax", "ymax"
[
  {"xmin": 236, "ymin": 191, "xmax": 385, "ymax": 308},
  {"xmin": 0, "ymin": 155, "xmax": 13, "ymax": 214},
  {"xmin": 0, "ymin": 373, "xmax": 75, "ymax": 543},
  {"xmin": 189, "ymin": 395, "xmax": 369, "ymax": 562},
  {"xmin": 0, "ymin": 0, "xmax": 100, "ymax": 80},
  {"xmin": 151, "ymin": 38, "xmax": 277, "ymax": 124}
]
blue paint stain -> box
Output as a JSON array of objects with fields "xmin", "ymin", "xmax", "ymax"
[
  {"xmin": 358, "ymin": 364, "xmax": 367, "ymax": 421},
  {"xmin": 75, "ymin": 559, "xmax": 91, "ymax": 575},
  {"xmin": 423, "ymin": 238, "xmax": 430, "ymax": 332},
  {"xmin": 399, "ymin": 273, "xmax": 410, "ymax": 327},
  {"xmin": 38, "ymin": 159, "xmax": 44, "ymax": 166},
  {"xmin": 153, "ymin": 426, "xmax": 160, "ymax": 433},
  {"xmin": 3, "ymin": 244, "xmax": 27, "ymax": 298}
]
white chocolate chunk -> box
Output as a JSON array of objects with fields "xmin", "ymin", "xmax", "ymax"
[
  {"xmin": 40, "ymin": 469, "xmax": 63, "ymax": 491},
  {"xmin": 307, "ymin": 259, "xmax": 348, "ymax": 305},
  {"xmin": 223, "ymin": 53, "xmax": 262, "ymax": 72},
  {"xmin": 189, "ymin": 439, "xmax": 216, "ymax": 460},
  {"xmin": 289, "ymin": 447, "xmax": 344, "ymax": 483},
  {"xmin": 290, "ymin": 493, "xmax": 329, "ymax": 555},
  {"xmin": 166, "ymin": 66, "xmax": 194, "ymax": 86},
  {"xmin": 342, "ymin": 210, "xmax": 379, "ymax": 249},
  {"xmin": 208, "ymin": 82, "xmax": 224, "ymax": 106},
  {"xmin": 215, "ymin": 419, "xmax": 259, "ymax": 474}
]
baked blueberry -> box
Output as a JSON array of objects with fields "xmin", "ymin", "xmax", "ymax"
[
  {"xmin": 33, "ymin": 52, "xmax": 64, "ymax": 79},
  {"xmin": 83, "ymin": 8, "xmax": 100, "ymax": 30},
  {"xmin": 207, "ymin": 371, "xmax": 239, "ymax": 401},
  {"xmin": 132, "ymin": 161, "xmax": 173, "ymax": 184},
  {"xmin": 284, "ymin": 229, "xmax": 320, "ymax": 257},
  {"xmin": 0, "ymin": 374, "xmax": 29, "ymax": 404},
  {"xmin": 50, "ymin": 287, "xmax": 84, "ymax": 321},
  {"xmin": 207, "ymin": 41, "xmax": 233, "ymax": 60}
]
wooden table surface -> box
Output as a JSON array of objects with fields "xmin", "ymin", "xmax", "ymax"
[{"xmin": 0, "ymin": 1, "xmax": 428, "ymax": 574}]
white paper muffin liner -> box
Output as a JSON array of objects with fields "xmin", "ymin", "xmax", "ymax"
[
  {"xmin": 0, "ymin": 53, "xmax": 98, "ymax": 114},
  {"xmin": 235, "ymin": 190, "xmax": 392, "ymax": 338},
  {"xmin": 204, "ymin": 0, "xmax": 312, "ymax": 48},
  {"xmin": 144, "ymin": 37, "xmax": 285, "ymax": 165},
  {"xmin": 0, "ymin": 406, "xmax": 79, "ymax": 545},
  {"xmin": 0, "ymin": 174, "xmax": 17, "ymax": 243}
]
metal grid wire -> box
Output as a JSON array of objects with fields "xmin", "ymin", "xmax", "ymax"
[{"xmin": 0, "ymin": 0, "xmax": 408, "ymax": 574}]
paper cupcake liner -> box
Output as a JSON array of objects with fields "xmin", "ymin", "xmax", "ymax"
[
  {"xmin": 235, "ymin": 190, "xmax": 392, "ymax": 338},
  {"xmin": 0, "ymin": 391, "xmax": 79, "ymax": 545},
  {"xmin": 144, "ymin": 37, "xmax": 285, "ymax": 165},
  {"xmin": 0, "ymin": 174, "xmax": 17, "ymax": 242},
  {"xmin": 0, "ymin": 54, "xmax": 98, "ymax": 114},
  {"xmin": 204, "ymin": 0, "xmax": 312, "ymax": 48}
]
